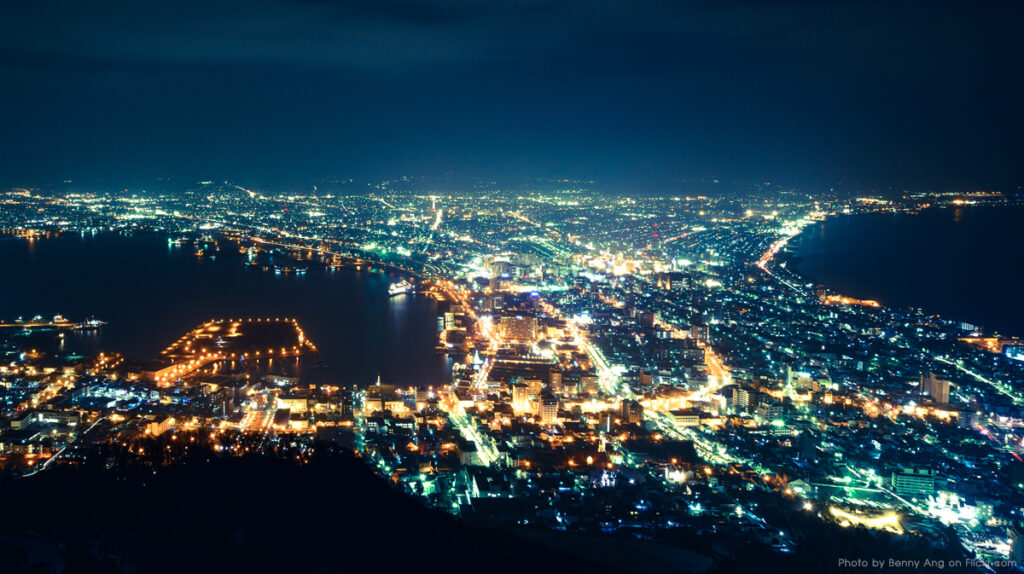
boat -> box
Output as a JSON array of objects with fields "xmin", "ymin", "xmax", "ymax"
[
  {"xmin": 388, "ymin": 280, "xmax": 414, "ymax": 296},
  {"xmin": 75, "ymin": 319, "xmax": 106, "ymax": 330},
  {"xmin": 273, "ymin": 265, "xmax": 305, "ymax": 275}
]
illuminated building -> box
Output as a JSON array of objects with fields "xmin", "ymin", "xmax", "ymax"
[
  {"xmin": 278, "ymin": 395, "xmax": 310, "ymax": 413},
  {"xmin": 754, "ymin": 400, "xmax": 784, "ymax": 423},
  {"xmin": 146, "ymin": 415, "xmax": 176, "ymax": 437},
  {"xmin": 670, "ymin": 409, "xmax": 701, "ymax": 427},
  {"xmin": 524, "ymin": 379, "xmax": 543, "ymax": 397},
  {"xmin": 921, "ymin": 372, "xmax": 951, "ymax": 405},
  {"xmin": 731, "ymin": 387, "xmax": 753, "ymax": 412},
  {"xmin": 690, "ymin": 322, "xmax": 708, "ymax": 342},
  {"xmin": 1010, "ymin": 523, "xmax": 1024, "ymax": 564},
  {"xmin": 786, "ymin": 366, "xmax": 826, "ymax": 392},
  {"xmin": 891, "ymin": 467, "xmax": 935, "ymax": 497},
  {"xmin": 10, "ymin": 409, "xmax": 78, "ymax": 430},
  {"xmin": 580, "ymin": 375, "xmax": 599, "ymax": 396},
  {"xmin": 443, "ymin": 312, "xmax": 461, "ymax": 330},
  {"xmin": 1006, "ymin": 344, "xmax": 1024, "ymax": 362},
  {"xmin": 500, "ymin": 316, "xmax": 538, "ymax": 343},
  {"xmin": 512, "ymin": 381, "xmax": 529, "ymax": 413},
  {"xmin": 549, "ymin": 370, "xmax": 562, "ymax": 394},
  {"xmin": 655, "ymin": 272, "xmax": 689, "ymax": 291},
  {"xmin": 540, "ymin": 393, "xmax": 559, "ymax": 425},
  {"xmin": 620, "ymin": 399, "xmax": 643, "ymax": 424},
  {"xmin": 288, "ymin": 412, "xmax": 310, "ymax": 431},
  {"xmin": 365, "ymin": 380, "xmax": 406, "ymax": 412}
]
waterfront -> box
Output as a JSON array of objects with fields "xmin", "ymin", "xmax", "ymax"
[
  {"xmin": 5, "ymin": 185, "xmax": 1024, "ymax": 569},
  {"xmin": 793, "ymin": 204, "xmax": 1024, "ymax": 337},
  {"xmin": 0, "ymin": 232, "xmax": 449, "ymax": 386}
]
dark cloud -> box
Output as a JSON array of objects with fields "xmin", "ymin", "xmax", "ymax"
[{"xmin": 0, "ymin": 0, "xmax": 1019, "ymax": 190}]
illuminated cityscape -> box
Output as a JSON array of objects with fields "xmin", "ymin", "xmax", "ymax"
[
  {"xmin": 1, "ymin": 1, "xmax": 1021, "ymax": 573},
  {"xmin": 1, "ymin": 183, "xmax": 1023, "ymax": 573}
]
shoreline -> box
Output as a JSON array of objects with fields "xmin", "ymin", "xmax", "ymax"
[
  {"xmin": 0, "ymin": 231, "xmax": 450, "ymax": 387},
  {"xmin": 780, "ymin": 204, "xmax": 1023, "ymax": 340}
]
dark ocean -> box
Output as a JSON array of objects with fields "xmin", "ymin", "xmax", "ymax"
[
  {"xmin": 0, "ymin": 231, "xmax": 449, "ymax": 386},
  {"xmin": 792, "ymin": 205, "xmax": 1024, "ymax": 337}
]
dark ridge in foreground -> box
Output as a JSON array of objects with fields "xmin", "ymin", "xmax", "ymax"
[
  {"xmin": 0, "ymin": 448, "xmax": 624, "ymax": 574},
  {"xmin": 0, "ymin": 445, "xmax": 969, "ymax": 574}
]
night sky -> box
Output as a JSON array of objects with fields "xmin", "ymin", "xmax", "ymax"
[{"xmin": 0, "ymin": 1, "xmax": 1019, "ymax": 191}]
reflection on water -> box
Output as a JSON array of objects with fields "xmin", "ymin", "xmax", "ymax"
[{"xmin": 0, "ymin": 232, "xmax": 448, "ymax": 387}]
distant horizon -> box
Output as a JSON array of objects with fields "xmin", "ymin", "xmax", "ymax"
[
  {"xmin": 4, "ymin": 173, "xmax": 1021, "ymax": 199},
  {"xmin": 2, "ymin": 3, "xmax": 1023, "ymax": 571}
]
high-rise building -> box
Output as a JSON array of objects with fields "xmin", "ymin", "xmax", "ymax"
[
  {"xmin": 621, "ymin": 399, "xmax": 644, "ymax": 424},
  {"xmin": 731, "ymin": 387, "xmax": 753, "ymax": 413},
  {"xmin": 638, "ymin": 370, "xmax": 654, "ymax": 388},
  {"xmin": 580, "ymin": 375, "xmax": 599, "ymax": 396},
  {"xmin": 755, "ymin": 399, "xmax": 784, "ymax": 422},
  {"xmin": 540, "ymin": 393, "xmax": 559, "ymax": 425},
  {"xmin": 891, "ymin": 467, "xmax": 935, "ymax": 497},
  {"xmin": 1010, "ymin": 523, "xmax": 1024, "ymax": 565},
  {"xmin": 637, "ymin": 311, "xmax": 657, "ymax": 329},
  {"xmin": 690, "ymin": 321, "xmax": 709, "ymax": 342},
  {"xmin": 500, "ymin": 316, "xmax": 538, "ymax": 343},
  {"xmin": 524, "ymin": 379, "xmax": 543, "ymax": 397},
  {"xmin": 921, "ymin": 372, "xmax": 951, "ymax": 404},
  {"xmin": 512, "ymin": 381, "xmax": 530, "ymax": 413},
  {"xmin": 786, "ymin": 366, "xmax": 822, "ymax": 392},
  {"xmin": 549, "ymin": 370, "xmax": 563, "ymax": 394}
]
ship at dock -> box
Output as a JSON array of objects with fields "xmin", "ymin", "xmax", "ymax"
[{"xmin": 388, "ymin": 280, "xmax": 414, "ymax": 296}]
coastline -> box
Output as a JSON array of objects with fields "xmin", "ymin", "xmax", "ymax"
[
  {"xmin": 781, "ymin": 204, "xmax": 1024, "ymax": 339},
  {"xmin": 0, "ymin": 231, "xmax": 449, "ymax": 387}
]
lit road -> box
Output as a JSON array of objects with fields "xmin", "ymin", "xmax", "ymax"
[
  {"xmin": 756, "ymin": 225, "xmax": 805, "ymax": 291},
  {"xmin": 549, "ymin": 295, "xmax": 782, "ymax": 485},
  {"xmin": 650, "ymin": 315, "xmax": 731, "ymax": 394},
  {"xmin": 250, "ymin": 237, "xmax": 441, "ymax": 282},
  {"xmin": 933, "ymin": 354, "xmax": 1024, "ymax": 406},
  {"xmin": 578, "ymin": 337, "xmax": 621, "ymax": 396},
  {"xmin": 24, "ymin": 416, "xmax": 107, "ymax": 477},
  {"xmin": 702, "ymin": 344, "xmax": 731, "ymax": 392},
  {"xmin": 439, "ymin": 393, "xmax": 501, "ymax": 466},
  {"xmin": 471, "ymin": 358, "xmax": 492, "ymax": 390}
]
